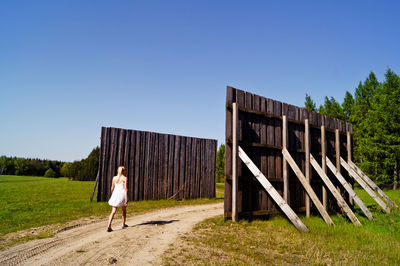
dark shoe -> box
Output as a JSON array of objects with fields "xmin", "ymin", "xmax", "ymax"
[
  {"xmin": 107, "ymin": 228, "xmax": 113, "ymax": 232},
  {"xmin": 121, "ymin": 224, "xmax": 128, "ymax": 229}
]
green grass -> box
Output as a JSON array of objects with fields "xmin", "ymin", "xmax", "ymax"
[
  {"xmin": 216, "ymin": 182, "xmax": 224, "ymax": 199},
  {"xmin": 0, "ymin": 175, "xmax": 223, "ymax": 236},
  {"xmin": 162, "ymin": 187, "xmax": 400, "ymax": 265}
]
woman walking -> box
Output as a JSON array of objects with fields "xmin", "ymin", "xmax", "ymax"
[{"xmin": 107, "ymin": 166, "xmax": 128, "ymax": 232}]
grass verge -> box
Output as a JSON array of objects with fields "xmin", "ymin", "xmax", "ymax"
[{"xmin": 162, "ymin": 188, "xmax": 400, "ymax": 265}]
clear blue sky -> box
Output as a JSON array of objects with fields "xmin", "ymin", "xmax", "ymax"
[{"xmin": 1, "ymin": 1, "xmax": 400, "ymax": 162}]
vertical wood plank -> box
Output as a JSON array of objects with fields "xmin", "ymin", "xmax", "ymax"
[
  {"xmin": 173, "ymin": 136, "xmax": 181, "ymax": 198},
  {"xmin": 335, "ymin": 129, "xmax": 341, "ymax": 196},
  {"xmin": 321, "ymin": 125, "xmax": 328, "ymax": 209},
  {"xmin": 347, "ymin": 131, "xmax": 353, "ymax": 205},
  {"xmin": 283, "ymin": 115, "xmax": 289, "ymax": 203},
  {"xmin": 232, "ymin": 103, "xmax": 238, "ymax": 221},
  {"xmin": 305, "ymin": 118, "xmax": 310, "ymax": 217}
]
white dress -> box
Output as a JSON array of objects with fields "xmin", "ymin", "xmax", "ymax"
[{"xmin": 108, "ymin": 182, "xmax": 127, "ymax": 207}]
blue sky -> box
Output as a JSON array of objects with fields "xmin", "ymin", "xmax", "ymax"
[{"xmin": 1, "ymin": 1, "xmax": 400, "ymax": 162}]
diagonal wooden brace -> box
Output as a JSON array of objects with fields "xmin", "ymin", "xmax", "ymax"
[{"xmin": 282, "ymin": 148, "xmax": 334, "ymax": 226}]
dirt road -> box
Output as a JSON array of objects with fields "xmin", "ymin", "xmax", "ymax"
[{"xmin": 0, "ymin": 202, "xmax": 223, "ymax": 265}]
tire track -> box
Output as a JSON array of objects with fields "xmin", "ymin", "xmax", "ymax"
[{"xmin": 0, "ymin": 203, "xmax": 223, "ymax": 266}]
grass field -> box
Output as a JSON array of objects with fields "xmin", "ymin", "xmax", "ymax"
[
  {"xmin": 162, "ymin": 188, "xmax": 400, "ymax": 265},
  {"xmin": 0, "ymin": 176, "xmax": 224, "ymax": 243},
  {"xmin": 3, "ymin": 175, "xmax": 400, "ymax": 264}
]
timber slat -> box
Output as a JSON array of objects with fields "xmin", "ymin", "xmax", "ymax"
[
  {"xmin": 239, "ymin": 146, "xmax": 309, "ymax": 232},
  {"xmin": 349, "ymin": 161, "xmax": 399, "ymax": 209},
  {"xmin": 310, "ymin": 154, "xmax": 361, "ymax": 226},
  {"xmin": 340, "ymin": 158, "xmax": 390, "ymax": 213},
  {"xmin": 282, "ymin": 148, "xmax": 334, "ymax": 225},
  {"xmin": 326, "ymin": 157, "xmax": 374, "ymax": 220}
]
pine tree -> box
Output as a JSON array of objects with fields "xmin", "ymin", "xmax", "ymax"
[
  {"xmin": 318, "ymin": 96, "xmax": 346, "ymax": 120},
  {"xmin": 304, "ymin": 94, "xmax": 316, "ymax": 111},
  {"xmin": 350, "ymin": 72, "xmax": 380, "ymax": 181},
  {"xmin": 216, "ymin": 144, "xmax": 225, "ymax": 183},
  {"xmin": 342, "ymin": 91, "xmax": 354, "ymax": 121},
  {"xmin": 372, "ymin": 69, "xmax": 400, "ymax": 187}
]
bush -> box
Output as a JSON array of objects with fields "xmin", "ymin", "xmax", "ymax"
[{"xmin": 44, "ymin": 168, "xmax": 57, "ymax": 178}]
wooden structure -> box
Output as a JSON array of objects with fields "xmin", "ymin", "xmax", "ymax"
[
  {"xmin": 97, "ymin": 127, "xmax": 217, "ymax": 202},
  {"xmin": 225, "ymin": 86, "xmax": 397, "ymax": 229}
]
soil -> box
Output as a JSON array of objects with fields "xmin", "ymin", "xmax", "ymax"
[{"xmin": 0, "ymin": 202, "xmax": 223, "ymax": 265}]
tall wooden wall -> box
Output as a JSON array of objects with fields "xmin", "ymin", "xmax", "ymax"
[
  {"xmin": 98, "ymin": 127, "xmax": 217, "ymax": 202},
  {"xmin": 225, "ymin": 86, "xmax": 353, "ymax": 218}
]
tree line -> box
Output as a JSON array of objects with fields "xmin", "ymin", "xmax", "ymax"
[
  {"xmin": 0, "ymin": 147, "xmax": 99, "ymax": 181},
  {"xmin": 305, "ymin": 69, "xmax": 400, "ymax": 189}
]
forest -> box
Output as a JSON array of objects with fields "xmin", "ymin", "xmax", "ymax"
[
  {"xmin": 0, "ymin": 147, "xmax": 99, "ymax": 181},
  {"xmin": 305, "ymin": 69, "xmax": 400, "ymax": 189}
]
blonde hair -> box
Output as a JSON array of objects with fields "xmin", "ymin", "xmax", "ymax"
[{"xmin": 117, "ymin": 166, "xmax": 125, "ymax": 177}]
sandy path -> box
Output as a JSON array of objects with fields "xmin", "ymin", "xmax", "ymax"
[{"xmin": 0, "ymin": 202, "xmax": 223, "ymax": 266}]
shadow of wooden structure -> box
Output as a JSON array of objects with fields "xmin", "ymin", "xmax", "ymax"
[
  {"xmin": 95, "ymin": 127, "xmax": 217, "ymax": 202},
  {"xmin": 225, "ymin": 86, "xmax": 398, "ymax": 231}
]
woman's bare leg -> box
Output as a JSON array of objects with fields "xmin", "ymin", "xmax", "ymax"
[
  {"xmin": 107, "ymin": 207, "xmax": 117, "ymax": 229},
  {"xmin": 122, "ymin": 206, "xmax": 127, "ymax": 227}
]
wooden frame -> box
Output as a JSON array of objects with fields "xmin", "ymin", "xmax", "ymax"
[
  {"xmin": 282, "ymin": 148, "xmax": 334, "ymax": 225},
  {"xmin": 326, "ymin": 157, "xmax": 374, "ymax": 220},
  {"xmin": 340, "ymin": 158, "xmax": 390, "ymax": 213},
  {"xmin": 349, "ymin": 161, "xmax": 399, "ymax": 209},
  {"xmin": 310, "ymin": 154, "xmax": 361, "ymax": 226},
  {"xmin": 239, "ymin": 146, "xmax": 309, "ymax": 232}
]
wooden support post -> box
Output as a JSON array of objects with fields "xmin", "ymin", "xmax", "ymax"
[
  {"xmin": 239, "ymin": 146, "xmax": 309, "ymax": 232},
  {"xmin": 335, "ymin": 129, "xmax": 341, "ymax": 195},
  {"xmin": 90, "ymin": 170, "xmax": 100, "ymax": 201},
  {"xmin": 326, "ymin": 157, "xmax": 374, "ymax": 220},
  {"xmin": 349, "ymin": 161, "xmax": 399, "ymax": 209},
  {"xmin": 310, "ymin": 154, "xmax": 361, "ymax": 226},
  {"xmin": 347, "ymin": 131, "xmax": 353, "ymax": 205},
  {"xmin": 340, "ymin": 158, "xmax": 390, "ymax": 213},
  {"xmin": 321, "ymin": 125, "xmax": 328, "ymax": 209},
  {"xmin": 305, "ymin": 119, "xmax": 310, "ymax": 217},
  {"xmin": 232, "ymin": 103, "xmax": 238, "ymax": 222},
  {"xmin": 283, "ymin": 115, "xmax": 289, "ymax": 203},
  {"xmin": 282, "ymin": 148, "xmax": 334, "ymax": 225}
]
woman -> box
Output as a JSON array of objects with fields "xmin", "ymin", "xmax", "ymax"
[{"xmin": 107, "ymin": 166, "xmax": 128, "ymax": 232}]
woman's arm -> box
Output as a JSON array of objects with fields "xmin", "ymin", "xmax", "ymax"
[{"xmin": 124, "ymin": 177, "xmax": 128, "ymax": 203}]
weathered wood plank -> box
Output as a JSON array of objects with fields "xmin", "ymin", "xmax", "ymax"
[
  {"xmin": 238, "ymin": 146, "xmax": 309, "ymax": 232},
  {"xmin": 305, "ymin": 119, "xmax": 310, "ymax": 217},
  {"xmin": 310, "ymin": 154, "xmax": 361, "ymax": 226},
  {"xmin": 326, "ymin": 157, "xmax": 374, "ymax": 220},
  {"xmin": 282, "ymin": 148, "xmax": 334, "ymax": 225},
  {"xmin": 349, "ymin": 161, "xmax": 398, "ymax": 209},
  {"xmin": 321, "ymin": 125, "xmax": 328, "ymax": 209},
  {"xmin": 283, "ymin": 115, "xmax": 289, "ymax": 203},
  {"xmin": 232, "ymin": 103, "xmax": 238, "ymax": 221},
  {"xmin": 340, "ymin": 158, "xmax": 390, "ymax": 213}
]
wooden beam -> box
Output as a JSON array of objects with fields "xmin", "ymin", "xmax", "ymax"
[
  {"xmin": 349, "ymin": 161, "xmax": 399, "ymax": 209},
  {"xmin": 340, "ymin": 157, "xmax": 390, "ymax": 213},
  {"xmin": 310, "ymin": 154, "xmax": 361, "ymax": 226},
  {"xmin": 283, "ymin": 115, "xmax": 289, "ymax": 203},
  {"xmin": 232, "ymin": 103, "xmax": 238, "ymax": 222},
  {"xmin": 347, "ymin": 131, "xmax": 353, "ymax": 205},
  {"xmin": 282, "ymin": 148, "xmax": 334, "ymax": 225},
  {"xmin": 305, "ymin": 118, "xmax": 311, "ymax": 217},
  {"xmin": 226, "ymin": 103, "xmax": 349, "ymax": 134},
  {"xmin": 335, "ymin": 129, "xmax": 341, "ymax": 196},
  {"xmin": 326, "ymin": 157, "xmax": 374, "ymax": 220},
  {"xmin": 321, "ymin": 125, "xmax": 328, "ymax": 209},
  {"xmin": 238, "ymin": 146, "xmax": 309, "ymax": 232}
]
